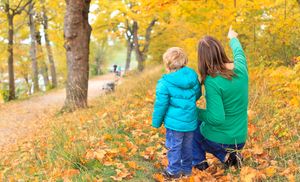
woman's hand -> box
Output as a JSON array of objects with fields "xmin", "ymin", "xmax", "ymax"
[{"xmin": 228, "ymin": 25, "xmax": 238, "ymax": 39}]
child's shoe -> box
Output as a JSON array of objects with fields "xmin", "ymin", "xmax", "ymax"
[
  {"xmin": 162, "ymin": 169, "xmax": 181, "ymax": 179},
  {"xmin": 194, "ymin": 161, "xmax": 209, "ymax": 171}
]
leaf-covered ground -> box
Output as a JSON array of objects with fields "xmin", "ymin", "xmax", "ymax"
[
  {"xmin": 0, "ymin": 74, "xmax": 114, "ymax": 149},
  {"xmin": 0, "ymin": 66, "xmax": 299, "ymax": 181}
]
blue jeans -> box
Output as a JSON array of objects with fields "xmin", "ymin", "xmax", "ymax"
[
  {"xmin": 192, "ymin": 123, "xmax": 245, "ymax": 166},
  {"xmin": 165, "ymin": 129, "xmax": 194, "ymax": 175}
]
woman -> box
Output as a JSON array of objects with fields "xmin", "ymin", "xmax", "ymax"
[{"xmin": 193, "ymin": 26, "xmax": 248, "ymax": 170}]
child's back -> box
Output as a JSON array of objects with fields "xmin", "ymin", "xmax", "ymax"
[{"xmin": 152, "ymin": 66, "xmax": 201, "ymax": 131}]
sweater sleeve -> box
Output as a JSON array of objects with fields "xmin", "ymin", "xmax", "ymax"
[
  {"xmin": 152, "ymin": 80, "xmax": 169, "ymax": 128},
  {"xmin": 198, "ymin": 80, "xmax": 225, "ymax": 126},
  {"xmin": 230, "ymin": 38, "xmax": 247, "ymax": 70}
]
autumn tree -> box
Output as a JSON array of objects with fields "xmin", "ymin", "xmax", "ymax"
[
  {"xmin": 2, "ymin": 0, "xmax": 32, "ymax": 100},
  {"xmin": 63, "ymin": 0, "xmax": 92, "ymax": 111},
  {"xmin": 28, "ymin": 0, "xmax": 39, "ymax": 92},
  {"xmin": 40, "ymin": 0, "xmax": 57, "ymax": 88},
  {"xmin": 118, "ymin": 0, "xmax": 160, "ymax": 71}
]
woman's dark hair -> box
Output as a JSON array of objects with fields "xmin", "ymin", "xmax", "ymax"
[{"xmin": 197, "ymin": 36, "xmax": 235, "ymax": 84}]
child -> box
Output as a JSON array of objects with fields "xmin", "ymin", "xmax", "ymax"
[{"xmin": 152, "ymin": 47, "xmax": 201, "ymax": 178}]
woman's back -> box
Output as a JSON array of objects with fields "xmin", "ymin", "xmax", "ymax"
[{"xmin": 199, "ymin": 38, "xmax": 248, "ymax": 145}]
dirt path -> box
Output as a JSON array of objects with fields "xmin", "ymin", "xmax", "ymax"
[{"xmin": 0, "ymin": 74, "xmax": 115, "ymax": 149}]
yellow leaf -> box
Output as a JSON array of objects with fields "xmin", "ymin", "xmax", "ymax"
[
  {"xmin": 240, "ymin": 167, "xmax": 258, "ymax": 182},
  {"xmin": 247, "ymin": 110, "xmax": 256, "ymax": 121},
  {"xmin": 287, "ymin": 174, "xmax": 295, "ymax": 182},
  {"xmin": 62, "ymin": 169, "xmax": 80, "ymax": 177},
  {"xmin": 110, "ymin": 169, "xmax": 132, "ymax": 181},
  {"xmin": 153, "ymin": 173, "xmax": 164, "ymax": 182},
  {"xmin": 95, "ymin": 150, "xmax": 107, "ymax": 161},
  {"xmin": 103, "ymin": 134, "xmax": 113, "ymax": 140},
  {"xmin": 264, "ymin": 166, "xmax": 276, "ymax": 177},
  {"xmin": 252, "ymin": 144, "xmax": 264, "ymax": 155},
  {"xmin": 127, "ymin": 161, "xmax": 138, "ymax": 169},
  {"xmin": 145, "ymin": 97, "xmax": 154, "ymax": 103}
]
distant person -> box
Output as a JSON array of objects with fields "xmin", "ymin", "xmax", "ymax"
[
  {"xmin": 192, "ymin": 26, "xmax": 248, "ymax": 170},
  {"xmin": 113, "ymin": 64, "xmax": 117, "ymax": 73},
  {"xmin": 152, "ymin": 47, "xmax": 201, "ymax": 179},
  {"xmin": 116, "ymin": 66, "xmax": 122, "ymax": 77}
]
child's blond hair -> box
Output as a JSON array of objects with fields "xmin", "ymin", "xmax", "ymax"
[{"xmin": 163, "ymin": 47, "xmax": 188, "ymax": 71}]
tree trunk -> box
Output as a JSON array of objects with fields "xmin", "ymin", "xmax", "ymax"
[
  {"xmin": 234, "ymin": 0, "xmax": 236, "ymax": 8},
  {"xmin": 28, "ymin": 1, "xmax": 40, "ymax": 92},
  {"xmin": 143, "ymin": 19, "xmax": 157, "ymax": 57},
  {"xmin": 41, "ymin": 0, "xmax": 57, "ymax": 88},
  {"xmin": 7, "ymin": 14, "xmax": 15, "ymax": 100},
  {"xmin": 40, "ymin": 60, "xmax": 50, "ymax": 88},
  {"xmin": 133, "ymin": 21, "xmax": 145, "ymax": 71},
  {"xmin": 36, "ymin": 30, "xmax": 50, "ymax": 88},
  {"xmin": 23, "ymin": 76, "xmax": 31, "ymax": 95},
  {"xmin": 63, "ymin": 0, "xmax": 92, "ymax": 111},
  {"xmin": 95, "ymin": 57, "xmax": 101, "ymax": 75},
  {"xmin": 133, "ymin": 19, "xmax": 157, "ymax": 72},
  {"xmin": 4, "ymin": 0, "xmax": 32, "ymax": 100},
  {"xmin": 95, "ymin": 41, "xmax": 106, "ymax": 75},
  {"xmin": 125, "ymin": 41, "xmax": 133, "ymax": 72},
  {"xmin": 124, "ymin": 19, "xmax": 133, "ymax": 72}
]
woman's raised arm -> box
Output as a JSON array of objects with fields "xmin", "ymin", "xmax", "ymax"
[{"xmin": 228, "ymin": 26, "xmax": 247, "ymax": 70}]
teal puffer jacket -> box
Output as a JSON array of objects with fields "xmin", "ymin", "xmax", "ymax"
[{"xmin": 152, "ymin": 67, "xmax": 201, "ymax": 132}]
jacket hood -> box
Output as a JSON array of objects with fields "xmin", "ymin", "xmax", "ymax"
[{"xmin": 163, "ymin": 67, "xmax": 199, "ymax": 89}]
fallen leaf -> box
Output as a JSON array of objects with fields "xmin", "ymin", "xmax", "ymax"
[
  {"xmin": 240, "ymin": 167, "xmax": 258, "ymax": 182},
  {"xmin": 252, "ymin": 144, "xmax": 264, "ymax": 155},
  {"xmin": 62, "ymin": 169, "xmax": 80, "ymax": 177},
  {"xmin": 264, "ymin": 166, "xmax": 276, "ymax": 177},
  {"xmin": 287, "ymin": 174, "xmax": 295, "ymax": 182},
  {"xmin": 127, "ymin": 161, "xmax": 138, "ymax": 169},
  {"xmin": 153, "ymin": 173, "xmax": 164, "ymax": 182}
]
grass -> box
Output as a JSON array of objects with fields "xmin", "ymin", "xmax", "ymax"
[{"xmin": 0, "ymin": 65, "xmax": 299, "ymax": 181}]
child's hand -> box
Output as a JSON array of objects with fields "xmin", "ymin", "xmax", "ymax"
[
  {"xmin": 227, "ymin": 25, "xmax": 238, "ymax": 39},
  {"xmin": 152, "ymin": 124, "xmax": 161, "ymax": 129}
]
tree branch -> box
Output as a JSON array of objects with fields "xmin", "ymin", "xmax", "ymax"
[
  {"xmin": 132, "ymin": 20, "xmax": 141, "ymax": 55},
  {"xmin": 4, "ymin": 2, "xmax": 9, "ymax": 13},
  {"xmin": 142, "ymin": 18, "xmax": 157, "ymax": 54},
  {"xmin": 125, "ymin": 19, "xmax": 133, "ymax": 33},
  {"xmin": 125, "ymin": 18, "xmax": 133, "ymax": 42},
  {"xmin": 13, "ymin": 0, "xmax": 32, "ymax": 15},
  {"xmin": 13, "ymin": 0, "xmax": 24, "ymax": 12}
]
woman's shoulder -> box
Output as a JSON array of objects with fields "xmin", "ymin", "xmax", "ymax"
[
  {"xmin": 205, "ymin": 75, "xmax": 223, "ymax": 84},
  {"xmin": 204, "ymin": 74, "xmax": 233, "ymax": 91}
]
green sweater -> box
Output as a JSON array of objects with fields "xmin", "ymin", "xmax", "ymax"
[{"xmin": 198, "ymin": 38, "xmax": 248, "ymax": 144}]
